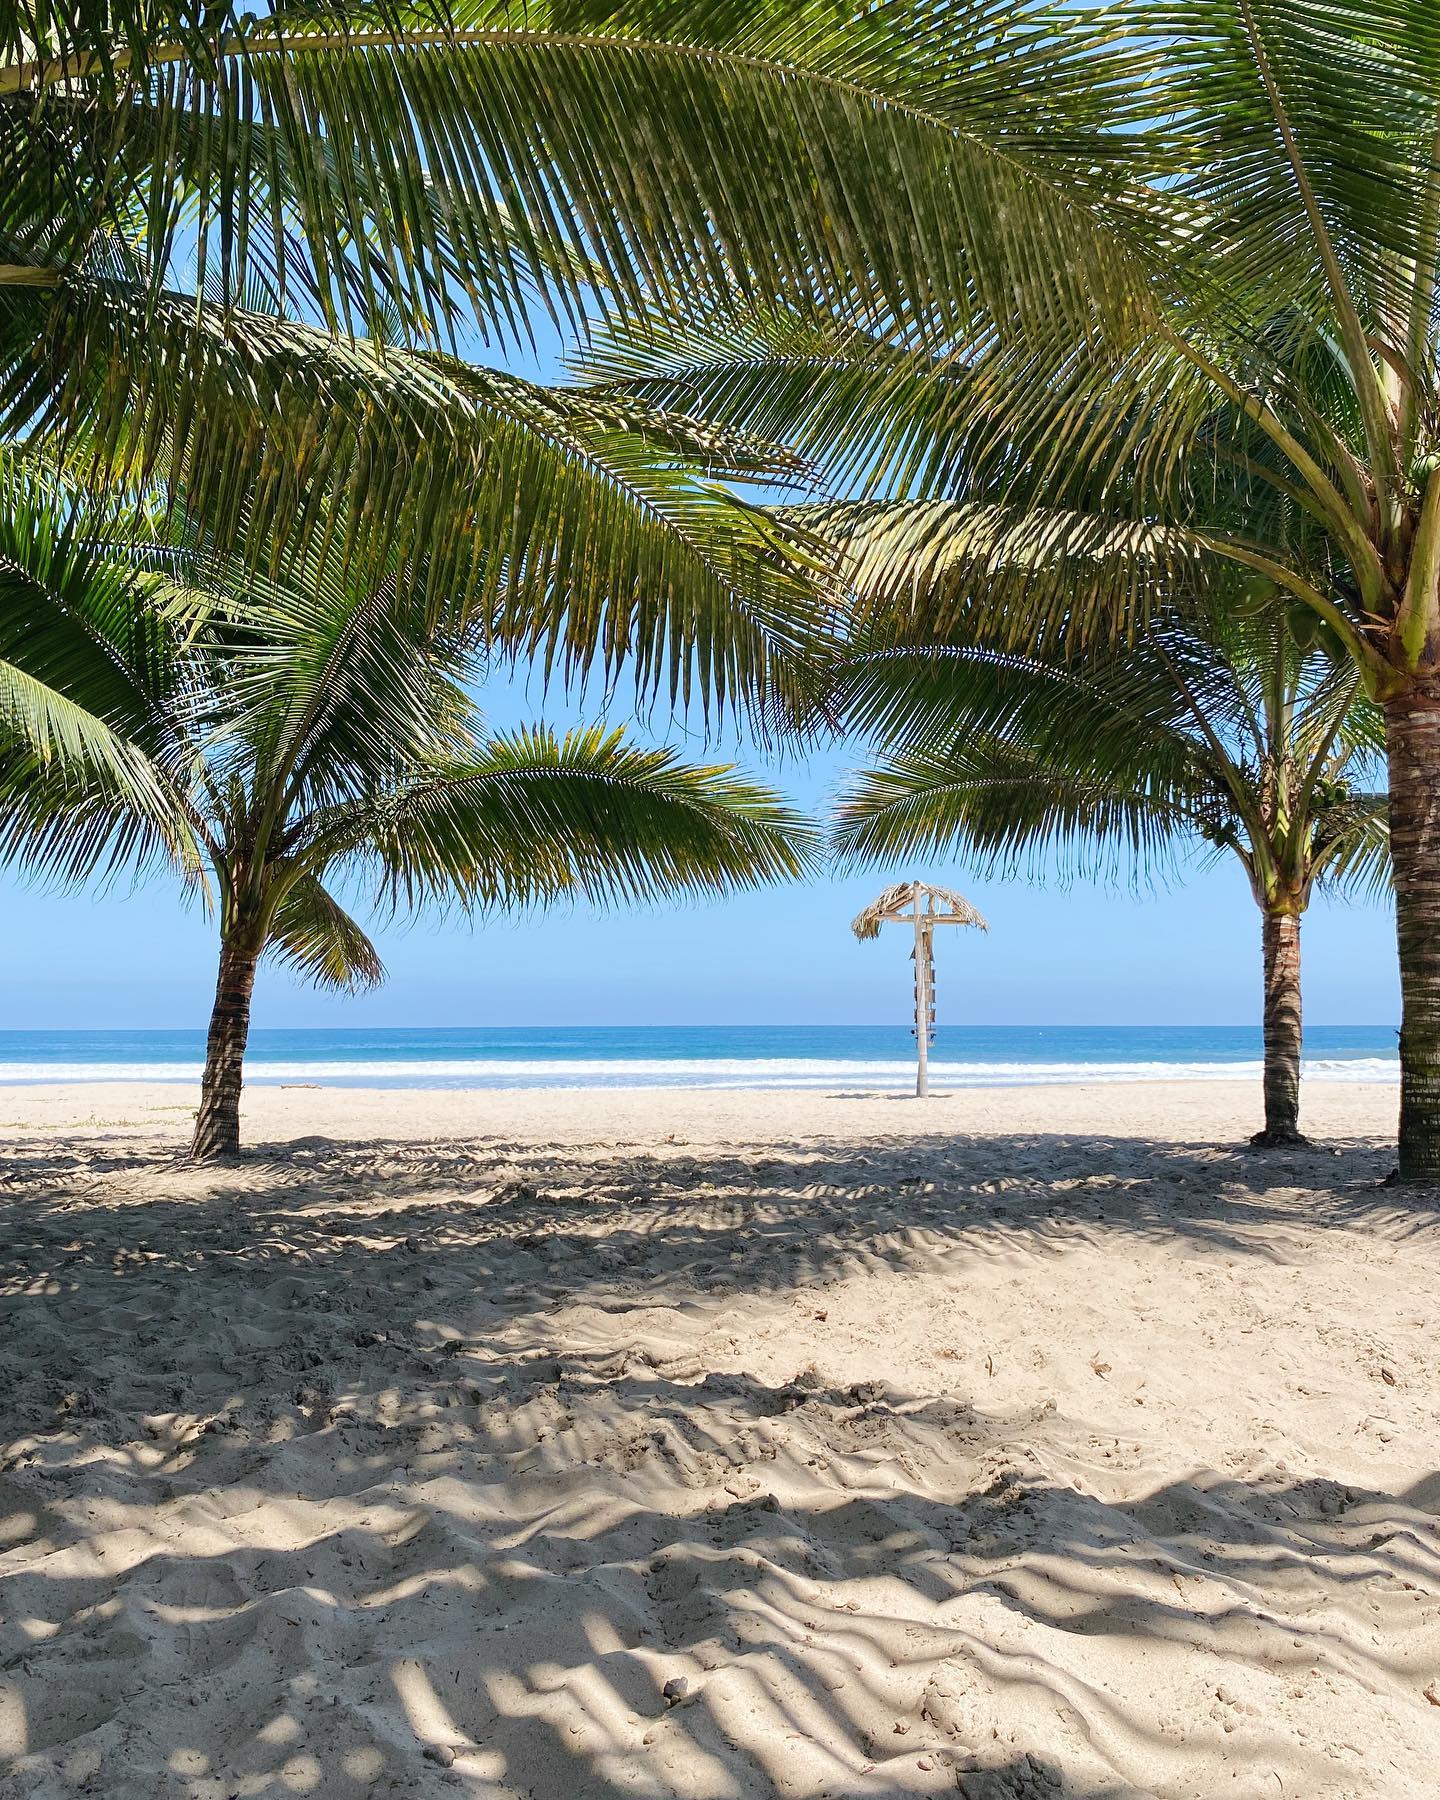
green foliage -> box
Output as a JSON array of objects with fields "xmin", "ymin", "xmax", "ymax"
[
  {"xmin": 0, "ymin": 461, "xmax": 818, "ymax": 987},
  {"xmin": 269, "ymin": 875, "xmax": 387, "ymax": 993},
  {"xmin": 0, "ymin": 449, "xmax": 208, "ymax": 877},
  {"xmin": 586, "ymin": 3, "xmax": 1440, "ymax": 695},
  {"xmin": 1, "ymin": 2, "xmax": 1022, "ymax": 731},
  {"xmin": 0, "ymin": 2, "xmax": 1160, "ymax": 348},
  {"xmin": 833, "ymin": 587, "xmax": 1389, "ymax": 910}
]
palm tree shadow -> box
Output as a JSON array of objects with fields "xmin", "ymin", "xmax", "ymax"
[
  {"xmin": 1, "ymin": 1121, "xmax": 1425, "ymax": 1292},
  {"xmin": 2, "ymin": 1124, "xmax": 1437, "ymax": 1794},
  {"xmin": 3, "ymin": 1349, "xmax": 1435, "ymax": 1794}
]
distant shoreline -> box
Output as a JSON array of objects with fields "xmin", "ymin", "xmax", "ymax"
[
  {"xmin": 0, "ymin": 1064, "xmax": 1402, "ymax": 1089},
  {"xmin": 0, "ymin": 1022, "xmax": 1401, "ymax": 1089}
]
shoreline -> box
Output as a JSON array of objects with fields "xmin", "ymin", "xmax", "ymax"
[
  {"xmin": 0, "ymin": 1068, "xmax": 1403, "ymax": 1089},
  {"xmin": 0, "ymin": 1027, "xmax": 1402, "ymax": 1100}
]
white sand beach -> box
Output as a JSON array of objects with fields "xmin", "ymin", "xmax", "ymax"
[{"xmin": 2, "ymin": 1079, "xmax": 1437, "ymax": 1798}]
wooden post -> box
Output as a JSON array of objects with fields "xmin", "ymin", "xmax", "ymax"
[
  {"xmin": 852, "ymin": 881, "xmax": 986, "ymax": 1101},
  {"xmin": 914, "ymin": 891, "xmax": 929, "ymax": 1097}
]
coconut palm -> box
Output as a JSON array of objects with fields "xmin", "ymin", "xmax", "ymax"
[
  {"xmin": 0, "ymin": 2, "xmax": 1189, "ymax": 1165},
  {"xmin": 832, "ymin": 588, "xmax": 1388, "ymax": 1144},
  {"xmin": 581, "ymin": 5, "xmax": 1440, "ymax": 1180},
  {"xmin": 0, "ymin": 475, "xmax": 816, "ymax": 1160},
  {"xmin": 0, "ymin": 0, "xmax": 1172, "ymax": 949},
  {"xmin": 19, "ymin": 4, "xmax": 1439, "ymax": 1158},
  {"xmin": 0, "ymin": 0, "xmax": 1148, "ymax": 689}
]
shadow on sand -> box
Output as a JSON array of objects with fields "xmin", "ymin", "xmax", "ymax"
[{"xmin": 2, "ymin": 1125, "xmax": 1438, "ymax": 1795}]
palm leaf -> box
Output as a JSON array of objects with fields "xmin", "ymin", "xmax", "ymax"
[
  {"xmin": 0, "ymin": 452, "xmax": 204, "ymax": 863},
  {"xmin": 268, "ymin": 873, "xmax": 386, "ymax": 991},
  {"xmin": 834, "ymin": 735, "xmax": 1207, "ymax": 883},
  {"xmin": 351, "ymin": 724, "xmax": 820, "ymax": 911},
  {"xmin": 0, "ymin": 1, "xmax": 1167, "ymax": 354},
  {"xmin": 11, "ymin": 282, "xmax": 836, "ymax": 726}
]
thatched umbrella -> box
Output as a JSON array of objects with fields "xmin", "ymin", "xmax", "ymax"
[{"xmin": 852, "ymin": 881, "xmax": 988, "ymax": 1096}]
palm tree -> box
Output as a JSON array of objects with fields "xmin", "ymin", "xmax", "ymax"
[
  {"xmin": 0, "ymin": 2, "xmax": 1196, "ymax": 1166},
  {"xmin": 0, "ymin": 0, "xmax": 1157, "ymax": 1015},
  {"xmin": 0, "ymin": 0, "xmax": 1141, "ymax": 693},
  {"xmin": 577, "ymin": 7, "xmax": 1440, "ymax": 1180},
  {"xmin": 0, "ymin": 479, "xmax": 816, "ymax": 1160},
  {"xmin": 833, "ymin": 592, "xmax": 1388, "ymax": 1145},
  {"xmin": 19, "ymin": 5, "xmax": 1438, "ymax": 1161}
]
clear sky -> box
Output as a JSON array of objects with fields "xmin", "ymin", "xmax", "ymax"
[{"xmin": 0, "ymin": 652, "xmax": 1398, "ymax": 1032}]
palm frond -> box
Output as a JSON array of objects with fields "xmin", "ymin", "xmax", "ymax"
[
  {"xmin": 834, "ymin": 737, "xmax": 1206, "ymax": 884},
  {"xmin": 11, "ymin": 284, "xmax": 836, "ymax": 727},
  {"xmin": 0, "ymin": 734, "xmax": 201, "ymax": 887},
  {"xmin": 0, "ymin": 0, "xmax": 1167, "ymax": 355},
  {"xmin": 1312, "ymin": 791, "xmax": 1392, "ymax": 899},
  {"xmin": 0, "ymin": 452, "xmax": 204, "ymax": 866},
  {"xmin": 353, "ymin": 724, "xmax": 819, "ymax": 912},
  {"xmin": 268, "ymin": 873, "xmax": 386, "ymax": 992}
]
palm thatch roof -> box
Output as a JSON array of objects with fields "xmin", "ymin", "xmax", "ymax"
[{"xmin": 851, "ymin": 880, "xmax": 988, "ymax": 941}]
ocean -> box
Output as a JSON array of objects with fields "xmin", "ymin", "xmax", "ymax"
[{"xmin": 0, "ymin": 1024, "xmax": 1399, "ymax": 1088}]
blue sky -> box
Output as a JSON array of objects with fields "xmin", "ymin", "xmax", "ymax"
[{"xmin": 0, "ymin": 658, "xmax": 1398, "ymax": 1031}]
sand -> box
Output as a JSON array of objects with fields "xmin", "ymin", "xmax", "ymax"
[{"xmin": 1, "ymin": 1078, "xmax": 1437, "ymax": 1799}]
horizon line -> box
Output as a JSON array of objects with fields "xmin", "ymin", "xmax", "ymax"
[{"xmin": 0, "ymin": 1022, "xmax": 1400, "ymax": 1035}]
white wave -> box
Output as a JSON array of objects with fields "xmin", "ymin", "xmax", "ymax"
[{"xmin": 0, "ymin": 1054, "xmax": 1400, "ymax": 1088}]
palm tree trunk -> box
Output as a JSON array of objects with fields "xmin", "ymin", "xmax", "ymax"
[
  {"xmin": 1386, "ymin": 689, "xmax": 1440, "ymax": 1181},
  {"xmin": 1251, "ymin": 907, "xmax": 1305, "ymax": 1146},
  {"xmin": 190, "ymin": 928, "xmax": 261, "ymax": 1162}
]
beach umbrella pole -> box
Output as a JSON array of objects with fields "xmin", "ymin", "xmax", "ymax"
[
  {"xmin": 913, "ymin": 897, "xmax": 931, "ymax": 1097},
  {"xmin": 852, "ymin": 881, "xmax": 987, "ymax": 1100}
]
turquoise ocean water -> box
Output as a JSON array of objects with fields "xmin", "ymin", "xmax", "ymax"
[{"xmin": 0, "ymin": 1025, "xmax": 1399, "ymax": 1088}]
